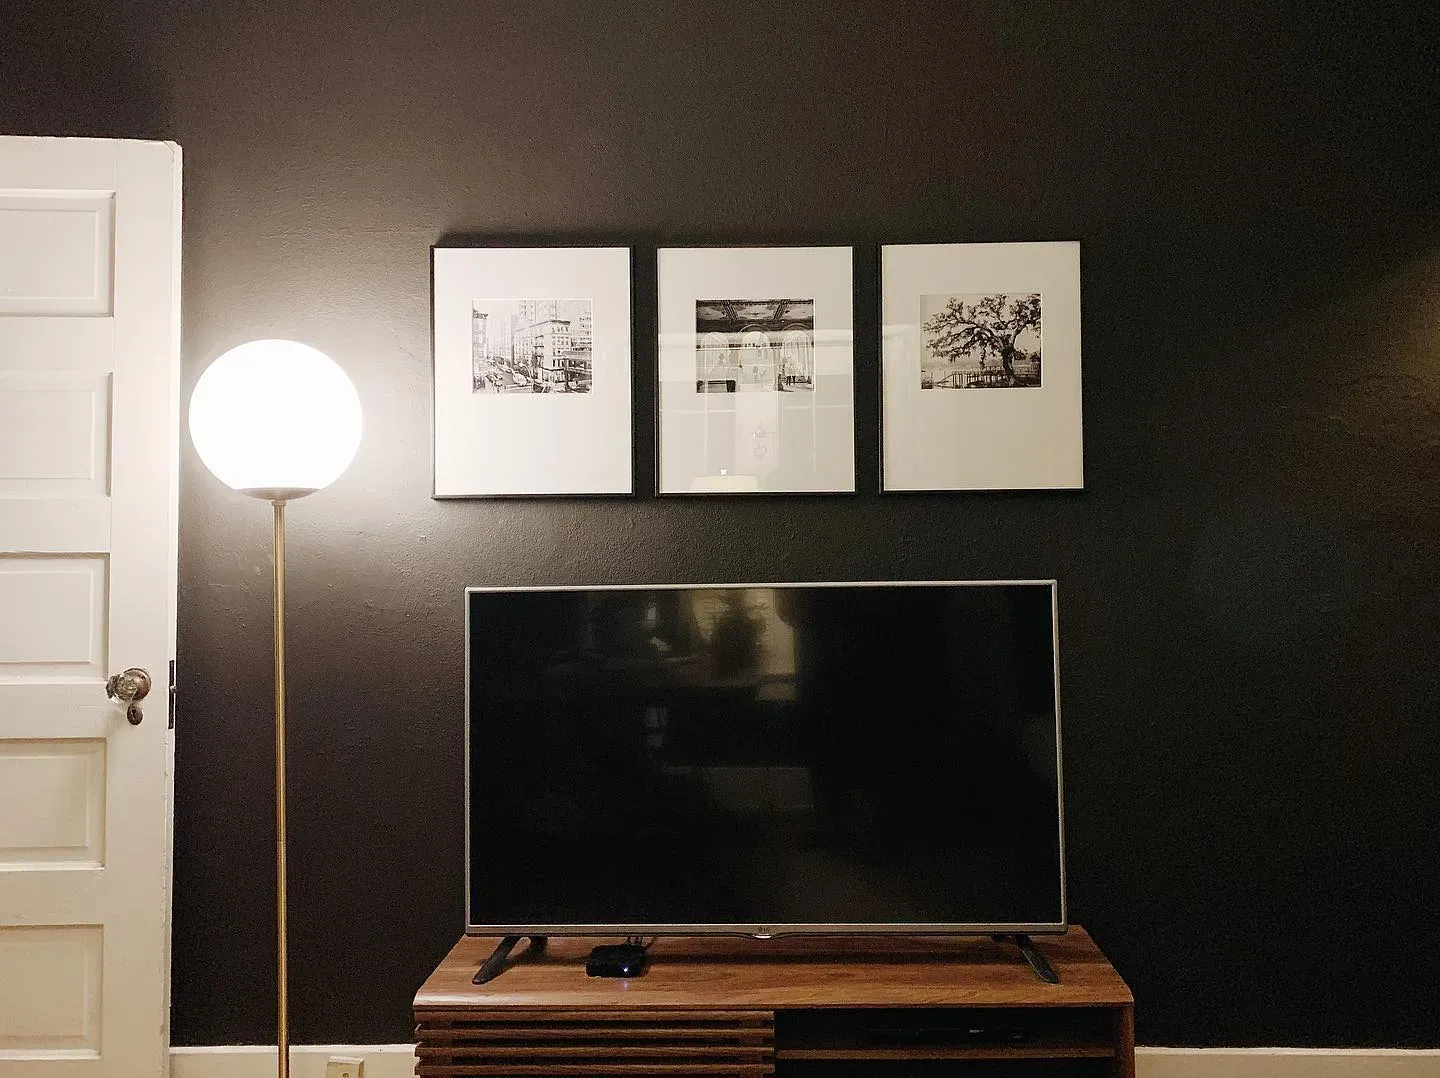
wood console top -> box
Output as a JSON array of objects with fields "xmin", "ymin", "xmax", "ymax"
[{"xmin": 415, "ymin": 927, "xmax": 1132, "ymax": 1011}]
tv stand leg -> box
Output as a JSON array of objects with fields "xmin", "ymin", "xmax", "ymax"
[
  {"xmin": 473, "ymin": 934, "xmax": 547, "ymax": 985},
  {"xmin": 993, "ymin": 934, "xmax": 1059, "ymax": 984}
]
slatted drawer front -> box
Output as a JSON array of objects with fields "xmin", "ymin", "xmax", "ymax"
[{"xmin": 416, "ymin": 1009, "xmax": 776, "ymax": 1076}]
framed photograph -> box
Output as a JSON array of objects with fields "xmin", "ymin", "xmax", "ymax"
[
  {"xmin": 881, "ymin": 241, "xmax": 1083, "ymax": 491},
  {"xmin": 657, "ymin": 246, "xmax": 855, "ymax": 494},
  {"xmin": 432, "ymin": 246, "xmax": 632, "ymax": 497}
]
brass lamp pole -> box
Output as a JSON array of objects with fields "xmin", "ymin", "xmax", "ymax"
[
  {"xmin": 272, "ymin": 498, "xmax": 289, "ymax": 1078},
  {"xmin": 188, "ymin": 340, "xmax": 362, "ymax": 1078}
]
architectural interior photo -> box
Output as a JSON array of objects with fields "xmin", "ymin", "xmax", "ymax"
[{"xmin": 2, "ymin": 3, "xmax": 1437, "ymax": 1077}]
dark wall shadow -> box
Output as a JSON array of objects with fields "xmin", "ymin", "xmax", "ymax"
[{"xmin": 1, "ymin": 2, "xmax": 170, "ymax": 137}]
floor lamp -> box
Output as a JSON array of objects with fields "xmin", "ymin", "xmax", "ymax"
[{"xmin": 188, "ymin": 339, "xmax": 363, "ymax": 1078}]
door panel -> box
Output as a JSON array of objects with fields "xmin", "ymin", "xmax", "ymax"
[
  {"xmin": 0, "ymin": 557, "xmax": 108, "ymax": 679},
  {"xmin": 0, "ymin": 372, "xmax": 111, "ymax": 495},
  {"xmin": 0, "ymin": 740, "xmax": 106, "ymax": 868},
  {"xmin": 0, "ymin": 191, "xmax": 114, "ymax": 316},
  {"xmin": 0, "ymin": 136, "xmax": 180, "ymax": 1078},
  {"xmin": 0, "ymin": 926, "xmax": 104, "ymax": 1057}
]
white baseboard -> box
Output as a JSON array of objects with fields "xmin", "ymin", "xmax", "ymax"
[
  {"xmin": 170, "ymin": 1046, "xmax": 416, "ymax": 1078},
  {"xmin": 1137, "ymin": 1048, "xmax": 1440, "ymax": 1077},
  {"xmin": 171, "ymin": 1044, "xmax": 1440, "ymax": 1077}
]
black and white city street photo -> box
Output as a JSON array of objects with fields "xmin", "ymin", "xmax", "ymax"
[
  {"xmin": 920, "ymin": 292, "xmax": 1042, "ymax": 389},
  {"xmin": 695, "ymin": 299, "xmax": 815, "ymax": 393},
  {"xmin": 471, "ymin": 299, "xmax": 593, "ymax": 393}
]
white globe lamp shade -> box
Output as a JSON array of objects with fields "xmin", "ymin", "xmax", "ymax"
[{"xmin": 189, "ymin": 339, "xmax": 362, "ymax": 500}]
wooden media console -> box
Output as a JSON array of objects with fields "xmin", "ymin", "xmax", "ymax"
[{"xmin": 414, "ymin": 927, "xmax": 1134, "ymax": 1076}]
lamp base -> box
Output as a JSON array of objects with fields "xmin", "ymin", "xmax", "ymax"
[{"xmin": 237, "ymin": 486, "xmax": 319, "ymax": 503}]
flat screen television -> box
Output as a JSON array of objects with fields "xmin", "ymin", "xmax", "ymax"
[{"xmin": 466, "ymin": 581, "xmax": 1065, "ymax": 936}]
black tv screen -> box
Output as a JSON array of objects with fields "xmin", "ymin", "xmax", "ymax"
[{"xmin": 466, "ymin": 581, "xmax": 1065, "ymax": 935}]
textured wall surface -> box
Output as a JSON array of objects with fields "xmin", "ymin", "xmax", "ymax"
[{"xmin": 4, "ymin": 0, "xmax": 1439, "ymax": 1049}]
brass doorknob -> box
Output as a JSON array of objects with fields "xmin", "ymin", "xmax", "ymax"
[{"xmin": 106, "ymin": 668, "xmax": 152, "ymax": 725}]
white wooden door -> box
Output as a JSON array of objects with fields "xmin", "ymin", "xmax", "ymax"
[{"xmin": 0, "ymin": 138, "xmax": 181, "ymax": 1078}]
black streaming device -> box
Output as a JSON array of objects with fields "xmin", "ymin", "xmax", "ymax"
[{"xmin": 586, "ymin": 943, "xmax": 649, "ymax": 978}]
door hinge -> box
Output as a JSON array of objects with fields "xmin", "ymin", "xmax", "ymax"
[{"xmin": 168, "ymin": 659, "xmax": 176, "ymax": 730}]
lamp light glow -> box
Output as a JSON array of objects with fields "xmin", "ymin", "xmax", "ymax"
[{"xmin": 188, "ymin": 339, "xmax": 362, "ymax": 499}]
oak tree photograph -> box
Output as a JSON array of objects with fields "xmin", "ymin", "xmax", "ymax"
[{"xmin": 920, "ymin": 292, "xmax": 1042, "ymax": 389}]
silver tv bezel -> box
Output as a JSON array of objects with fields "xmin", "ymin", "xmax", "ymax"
[{"xmin": 464, "ymin": 579, "xmax": 1067, "ymax": 938}]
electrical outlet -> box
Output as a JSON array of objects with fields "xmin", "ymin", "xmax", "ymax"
[{"xmin": 325, "ymin": 1056, "xmax": 364, "ymax": 1078}]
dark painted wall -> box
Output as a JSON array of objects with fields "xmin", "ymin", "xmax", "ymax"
[{"xmin": 5, "ymin": 0, "xmax": 1439, "ymax": 1049}]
